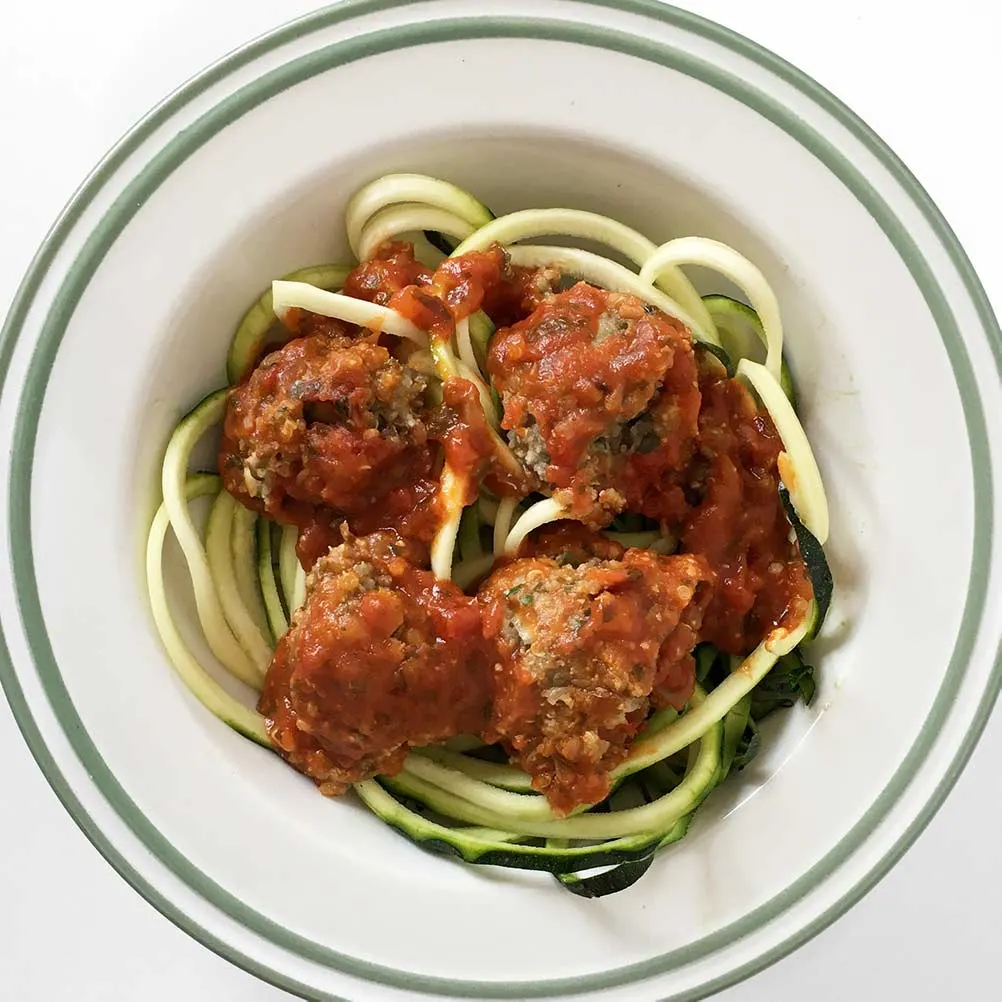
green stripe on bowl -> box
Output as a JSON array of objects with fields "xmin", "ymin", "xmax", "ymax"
[{"xmin": 1, "ymin": 3, "xmax": 999, "ymax": 1000}]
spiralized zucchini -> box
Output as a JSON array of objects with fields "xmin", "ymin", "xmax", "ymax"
[{"xmin": 144, "ymin": 172, "xmax": 833, "ymax": 897}]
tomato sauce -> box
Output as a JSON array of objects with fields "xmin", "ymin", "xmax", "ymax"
[
  {"xmin": 295, "ymin": 474, "xmax": 441, "ymax": 569},
  {"xmin": 679, "ymin": 370, "xmax": 813, "ymax": 653},
  {"xmin": 481, "ymin": 263, "xmax": 560, "ymax": 329},
  {"xmin": 340, "ymin": 241, "xmax": 432, "ymax": 305},
  {"xmin": 388, "ymin": 246, "xmax": 509, "ymax": 339}
]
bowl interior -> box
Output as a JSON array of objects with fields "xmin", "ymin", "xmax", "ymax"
[{"xmin": 22, "ymin": 33, "xmax": 976, "ymax": 985}]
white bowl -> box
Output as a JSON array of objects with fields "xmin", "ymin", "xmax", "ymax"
[{"xmin": 1, "ymin": 1, "xmax": 1000, "ymax": 999}]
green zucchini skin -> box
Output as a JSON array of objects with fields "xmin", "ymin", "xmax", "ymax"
[
  {"xmin": 781, "ymin": 487, "xmax": 833, "ymax": 638},
  {"xmin": 424, "ymin": 230, "xmax": 457, "ymax": 255},
  {"xmin": 257, "ymin": 517, "xmax": 288, "ymax": 642},
  {"xmin": 226, "ymin": 263, "xmax": 353, "ymax": 385},
  {"xmin": 355, "ymin": 779, "xmax": 667, "ymax": 875},
  {"xmin": 702, "ymin": 293, "xmax": 798, "ymax": 404},
  {"xmin": 555, "ymin": 815, "xmax": 693, "ymax": 898},
  {"xmin": 720, "ymin": 694, "xmax": 752, "ymax": 780}
]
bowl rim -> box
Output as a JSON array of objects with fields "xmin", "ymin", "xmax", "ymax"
[{"xmin": 1, "ymin": 1, "xmax": 1000, "ymax": 999}]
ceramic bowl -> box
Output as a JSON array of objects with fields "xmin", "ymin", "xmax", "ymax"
[{"xmin": 2, "ymin": 2, "xmax": 1000, "ymax": 1000}]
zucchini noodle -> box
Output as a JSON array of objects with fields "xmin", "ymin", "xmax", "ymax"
[
  {"xmin": 452, "ymin": 207, "xmax": 716, "ymax": 339},
  {"xmin": 278, "ymin": 524, "xmax": 300, "ymax": 616},
  {"xmin": 427, "ymin": 326, "xmax": 517, "ymax": 582},
  {"xmin": 145, "ymin": 472, "xmax": 269, "ymax": 746},
  {"xmin": 227, "ymin": 262, "xmax": 352, "ymax": 384},
  {"xmin": 357, "ymin": 203, "xmax": 476, "ymax": 262},
  {"xmin": 160, "ymin": 391, "xmax": 262, "ymax": 688},
  {"xmin": 144, "ymin": 172, "xmax": 833, "ymax": 897},
  {"xmin": 430, "ymin": 465, "xmax": 467, "ymax": 581},
  {"xmin": 204, "ymin": 491, "xmax": 272, "ymax": 679},
  {"xmin": 609, "ymin": 609, "xmax": 815, "ymax": 782},
  {"xmin": 737, "ymin": 359, "xmax": 829, "ymax": 543},
  {"xmin": 291, "ymin": 560, "xmax": 307, "ymax": 613},
  {"xmin": 703, "ymin": 294, "xmax": 798, "ymax": 403},
  {"xmin": 389, "ymin": 712, "xmax": 721, "ymax": 839},
  {"xmin": 504, "ymin": 497, "xmax": 566, "ymax": 556},
  {"xmin": 257, "ymin": 519, "xmax": 288, "ymax": 641},
  {"xmin": 493, "ymin": 496, "xmax": 520, "ymax": 557},
  {"xmin": 231, "ymin": 505, "xmax": 269, "ymax": 639},
  {"xmin": 468, "ymin": 312, "xmax": 495, "ymax": 371},
  {"xmin": 507, "ymin": 245, "xmax": 716, "ymax": 346},
  {"xmin": 451, "ymin": 553, "xmax": 495, "ymax": 591},
  {"xmin": 478, "ymin": 495, "xmax": 500, "ymax": 527},
  {"xmin": 271, "ymin": 281, "xmax": 428, "ymax": 345},
  {"xmin": 640, "ymin": 237, "xmax": 784, "ymax": 382},
  {"xmin": 413, "ymin": 746, "xmax": 534, "ymax": 793},
  {"xmin": 455, "ymin": 316, "xmax": 479, "ymax": 375},
  {"xmin": 345, "ymin": 173, "xmax": 494, "ymax": 259},
  {"xmin": 605, "ymin": 530, "xmax": 676, "ymax": 554}
]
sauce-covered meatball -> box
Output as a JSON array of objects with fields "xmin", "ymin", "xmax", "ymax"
[
  {"xmin": 220, "ymin": 329, "xmax": 431, "ymax": 527},
  {"xmin": 488, "ymin": 282, "xmax": 701, "ymax": 526},
  {"xmin": 479, "ymin": 549, "xmax": 713, "ymax": 814},
  {"xmin": 259, "ymin": 531, "xmax": 492, "ymax": 794}
]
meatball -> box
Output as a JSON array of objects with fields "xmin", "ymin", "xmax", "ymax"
[
  {"xmin": 220, "ymin": 330, "xmax": 431, "ymax": 525},
  {"xmin": 479, "ymin": 549, "xmax": 714, "ymax": 814},
  {"xmin": 488, "ymin": 282, "xmax": 702, "ymax": 526},
  {"xmin": 258, "ymin": 531, "xmax": 492, "ymax": 794}
]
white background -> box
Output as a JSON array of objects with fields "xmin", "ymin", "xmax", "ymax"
[{"xmin": 1, "ymin": 1, "xmax": 999, "ymax": 999}]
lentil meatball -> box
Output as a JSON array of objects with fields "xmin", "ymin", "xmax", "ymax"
[
  {"xmin": 220, "ymin": 329, "xmax": 430, "ymax": 524},
  {"xmin": 259, "ymin": 531, "xmax": 492, "ymax": 794},
  {"xmin": 488, "ymin": 282, "xmax": 702, "ymax": 526},
  {"xmin": 479, "ymin": 549, "xmax": 714, "ymax": 814}
]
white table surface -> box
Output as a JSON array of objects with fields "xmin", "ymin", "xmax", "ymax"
[{"xmin": 1, "ymin": 1, "xmax": 999, "ymax": 999}]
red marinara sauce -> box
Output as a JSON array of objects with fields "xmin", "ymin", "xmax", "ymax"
[
  {"xmin": 388, "ymin": 245, "xmax": 509, "ymax": 337},
  {"xmin": 294, "ymin": 473, "xmax": 442, "ymax": 569},
  {"xmin": 680, "ymin": 366, "xmax": 813, "ymax": 654},
  {"xmin": 480, "ymin": 262, "xmax": 561, "ymax": 328},
  {"xmin": 340, "ymin": 241, "xmax": 433, "ymax": 305}
]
